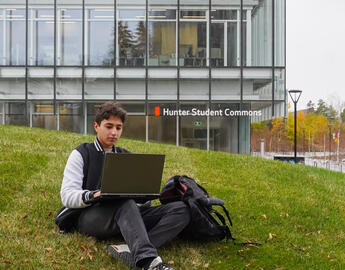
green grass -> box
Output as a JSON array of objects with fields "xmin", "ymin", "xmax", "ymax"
[{"xmin": 1, "ymin": 125, "xmax": 345, "ymax": 269}]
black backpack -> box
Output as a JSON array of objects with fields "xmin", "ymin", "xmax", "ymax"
[{"xmin": 160, "ymin": 175, "xmax": 235, "ymax": 242}]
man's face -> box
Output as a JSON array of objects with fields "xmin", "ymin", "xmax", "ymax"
[{"xmin": 93, "ymin": 116, "xmax": 123, "ymax": 149}]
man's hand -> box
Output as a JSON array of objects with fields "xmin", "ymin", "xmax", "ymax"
[{"xmin": 93, "ymin": 190, "xmax": 101, "ymax": 198}]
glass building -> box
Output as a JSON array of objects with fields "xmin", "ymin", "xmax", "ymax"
[{"xmin": 0, "ymin": 0, "xmax": 286, "ymax": 154}]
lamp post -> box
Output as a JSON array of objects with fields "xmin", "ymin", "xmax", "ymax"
[{"xmin": 289, "ymin": 89, "xmax": 302, "ymax": 164}]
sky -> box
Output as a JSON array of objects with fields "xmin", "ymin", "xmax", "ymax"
[{"xmin": 286, "ymin": 0, "xmax": 345, "ymax": 111}]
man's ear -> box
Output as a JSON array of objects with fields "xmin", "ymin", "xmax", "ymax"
[{"xmin": 93, "ymin": 122, "xmax": 99, "ymax": 133}]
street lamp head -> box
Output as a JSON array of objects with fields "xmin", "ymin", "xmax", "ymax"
[{"xmin": 288, "ymin": 89, "xmax": 302, "ymax": 103}]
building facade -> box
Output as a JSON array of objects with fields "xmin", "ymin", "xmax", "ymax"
[{"xmin": 0, "ymin": 0, "xmax": 286, "ymax": 154}]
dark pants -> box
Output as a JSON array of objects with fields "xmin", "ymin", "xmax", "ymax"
[{"xmin": 78, "ymin": 199, "xmax": 190, "ymax": 264}]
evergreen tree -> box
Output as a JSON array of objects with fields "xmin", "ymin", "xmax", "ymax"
[{"xmin": 133, "ymin": 21, "xmax": 146, "ymax": 58}]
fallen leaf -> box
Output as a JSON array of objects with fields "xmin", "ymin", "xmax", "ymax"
[
  {"xmin": 305, "ymin": 232, "xmax": 313, "ymax": 236},
  {"xmin": 297, "ymin": 225, "xmax": 305, "ymax": 230},
  {"xmin": 80, "ymin": 266, "xmax": 85, "ymax": 269},
  {"xmin": 66, "ymin": 247, "xmax": 71, "ymax": 252},
  {"xmin": 24, "ymin": 259, "xmax": 29, "ymax": 263},
  {"xmin": 317, "ymin": 230, "xmax": 321, "ymax": 235},
  {"xmin": 92, "ymin": 246, "xmax": 98, "ymax": 252},
  {"xmin": 204, "ymin": 263, "xmax": 209, "ymax": 268},
  {"xmin": 245, "ymin": 263, "xmax": 251, "ymax": 267},
  {"xmin": 168, "ymin": 260, "xmax": 174, "ymax": 265},
  {"xmin": 80, "ymin": 245, "xmax": 87, "ymax": 251},
  {"xmin": 216, "ymin": 247, "xmax": 221, "ymax": 251},
  {"xmin": 269, "ymin": 233, "xmax": 273, "ymax": 240},
  {"xmin": 22, "ymin": 215, "xmax": 28, "ymax": 219},
  {"xmin": 87, "ymin": 253, "xmax": 93, "ymax": 261},
  {"xmin": 80, "ymin": 257, "xmax": 85, "ymax": 262},
  {"xmin": 324, "ymin": 253, "xmax": 330, "ymax": 258},
  {"xmin": 286, "ymin": 213, "xmax": 289, "ymax": 217},
  {"xmin": 44, "ymin": 248, "xmax": 53, "ymax": 252},
  {"xmin": 262, "ymin": 214, "xmax": 267, "ymax": 219},
  {"xmin": 2, "ymin": 260, "xmax": 14, "ymax": 264},
  {"xmin": 290, "ymin": 243, "xmax": 297, "ymax": 248},
  {"xmin": 192, "ymin": 261, "xmax": 198, "ymax": 265},
  {"xmin": 300, "ymin": 248, "xmax": 306, "ymax": 252}
]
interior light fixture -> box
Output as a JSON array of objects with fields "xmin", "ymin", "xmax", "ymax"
[
  {"xmin": 149, "ymin": 15, "xmax": 166, "ymax": 19},
  {"xmin": 6, "ymin": 8, "xmax": 17, "ymax": 11},
  {"xmin": 182, "ymin": 15, "xmax": 206, "ymax": 19}
]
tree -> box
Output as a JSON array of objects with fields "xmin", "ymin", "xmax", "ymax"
[
  {"xmin": 315, "ymin": 99, "xmax": 337, "ymax": 119},
  {"xmin": 133, "ymin": 21, "xmax": 146, "ymax": 58},
  {"xmin": 341, "ymin": 108, "xmax": 345, "ymax": 123}
]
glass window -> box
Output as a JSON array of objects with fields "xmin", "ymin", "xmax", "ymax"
[
  {"xmin": 117, "ymin": 21, "xmax": 146, "ymax": 67},
  {"xmin": 210, "ymin": 103, "xmax": 239, "ymax": 153},
  {"xmin": 28, "ymin": 67, "xmax": 54, "ymax": 99},
  {"xmin": 274, "ymin": 68, "xmax": 285, "ymax": 101},
  {"xmin": 57, "ymin": 1, "xmax": 82, "ymax": 65},
  {"xmin": 85, "ymin": 67, "xmax": 114, "ymax": 99},
  {"xmin": 29, "ymin": 4, "xmax": 54, "ymax": 66},
  {"xmin": 251, "ymin": 0, "xmax": 273, "ymax": 66},
  {"xmin": 117, "ymin": 0, "xmax": 146, "ymax": 67},
  {"xmin": 148, "ymin": 22, "xmax": 176, "ymax": 66},
  {"xmin": 5, "ymin": 8, "xmax": 26, "ymax": 65},
  {"xmin": 116, "ymin": 78, "xmax": 145, "ymax": 100},
  {"xmin": 148, "ymin": 103, "xmax": 176, "ymax": 144},
  {"xmin": 0, "ymin": 67, "xmax": 26, "ymax": 99},
  {"xmin": 32, "ymin": 102, "xmax": 56, "ymax": 130},
  {"xmin": 211, "ymin": 9, "xmax": 237, "ymax": 20},
  {"xmin": 148, "ymin": 79, "xmax": 177, "ymax": 99},
  {"xmin": 0, "ymin": 9, "xmax": 3, "ymax": 65},
  {"xmin": 179, "ymin": 22, "xmax": 207, "ymax": 67},
  {"xmin": 122, "ymin": 115, "xmax": 146, "ymax": 141},
  {"xmin": 87, "ymin": 8, "xmax": 114, "ymax": 66},
  {"xmin": 59, "ymin": 102, "xmax": 83, "ymax": 133},
  {"xmin": 180, "ymin": 78, "xmax": 208, "ymax": 100},
  {"xmin": 179, "ymin": 0, "xmax": 207, "ymax": 67},
  {"xmin": 275, "ymin": 0, "xmax": 285, "ymax": 66},
  {"xmin": 179, "ymin": 103, "xmax": 207, "ymax": 150},
  {"xmin": 5, "ymin": 102, "xmax": 27, "ymax": 126},
  {"xmin": 243, "ymin": 68, "xmax": 272, "ymax": 100},
  {"xmin": 56, "ymin": 67, "xmax": 82, "ymax": 99}
]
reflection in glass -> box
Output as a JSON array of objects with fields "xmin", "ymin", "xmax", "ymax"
[
  {"xmin": 32, "ymin": 103, "xmax": 56, "ymax": 130},
  {"xmin": 122, "ymin": 115, "xmax": 146, "ymax": 141},
  {"xmin": 30, "ymin": 9, "xmax": 54, "ymax": 66},
  {"xmin": 210, "ymin": 23, "xmax": 224, "ymax": 67},
  {"xmin": 179, "ymin": 103, "xmax": 207, "ymax": 150},
  {"xmin": 59, "ymin": 103, "xmax": 83, "ymax": 133},
  {"xmin": 59, "ymin": 9, "xmax": 82, "ymax": 65},
  {"xmin": 149, "ymin": 22, "xmax": 176, "ymax": 66},
  {"xmin": 251, "ymin": 0, "xmax": 272, "ymax": 66},
  {"xmin": 6, "ymin": 9, "xmax": 26, "ymax": 65},
  {"xmin": 88, "ymin": 20, "xmax": 114, "ymax": 65},
  {"xmin": 5, "ymin": 102, "xmax": 27, "ymax": 126},
  {"xmin": 179, "ymin": 22, "xmax": 206, "ymax": 67},
  {"xmin": 0, "ymin": 11, "xmax": 3, "ymax": 64},
  {"xmin": 275, "ymin": 0, "xmax": 285, "ymax": 66},
  {"xmin": 118, "ymin": 21, "xmax": 146, "ymax": 67}
]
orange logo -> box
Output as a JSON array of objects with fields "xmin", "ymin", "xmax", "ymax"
[{"xmin": 154, "ymin": 106, "xmax": 160, "ymax": 116}]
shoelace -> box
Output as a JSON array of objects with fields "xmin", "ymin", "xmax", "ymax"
[{"xmin": 153, "ymin": 262, "xmax": 173, "ymax": 270}]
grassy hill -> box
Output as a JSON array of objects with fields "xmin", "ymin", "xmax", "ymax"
[{"xmin": 1, "ymin": 125, "xmax": 345, "ymax": 269}]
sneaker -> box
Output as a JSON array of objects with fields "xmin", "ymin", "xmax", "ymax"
[
  {"xmin": 108, "ymin": 244, "xmax": 136, "ymax": 269},
  {"xmin": 143, "ymin": 256, "xmax": 175, "ymax": 270}
]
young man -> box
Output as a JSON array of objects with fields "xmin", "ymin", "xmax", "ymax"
[{"xmin": 58, "ymin": 102, "xmax": 190, "ymax": 270}]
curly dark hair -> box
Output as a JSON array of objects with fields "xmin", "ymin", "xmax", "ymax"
[{"xmin": 95, "ymin": 102, "xmax": 127, "ymax": 125}]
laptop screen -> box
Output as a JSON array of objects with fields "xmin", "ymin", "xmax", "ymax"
[{"xmin": 101, "ymin": 153, "xmax": 165, "ymax": 197}]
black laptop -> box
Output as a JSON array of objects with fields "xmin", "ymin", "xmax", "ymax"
[{"xmin": 100, "ymin": 153, "xmax": 165, "ymax": 201}]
